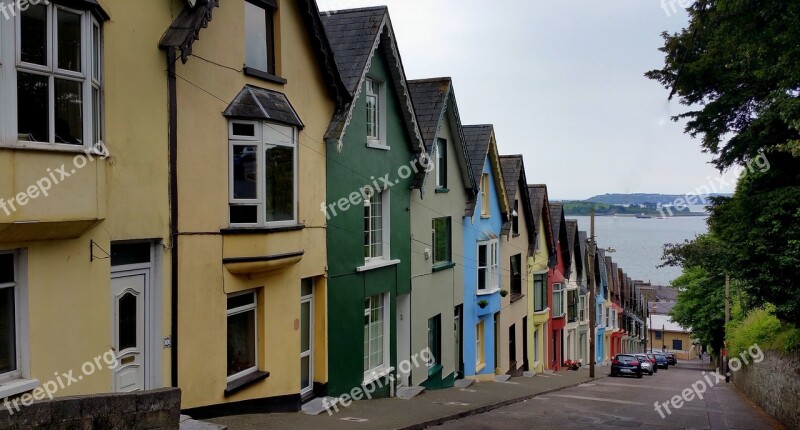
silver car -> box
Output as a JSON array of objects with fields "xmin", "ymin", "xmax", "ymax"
[{"xmin": 635, "ymin": 354, "xmax": 655, "ymax": 375}]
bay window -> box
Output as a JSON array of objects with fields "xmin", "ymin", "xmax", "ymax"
[{"xmin": 229, "ymin": 121, "xmax": 297, "ymax": 226}]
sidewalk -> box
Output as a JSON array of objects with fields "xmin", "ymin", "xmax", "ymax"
[{"xmin": 208, "ymin": 369, "xmax": 598, "ymax": 430}]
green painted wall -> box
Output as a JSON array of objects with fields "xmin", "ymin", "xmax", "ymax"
[{"xmin": 326, "ymin": 44, "xmax": 416, "ymax": 397}]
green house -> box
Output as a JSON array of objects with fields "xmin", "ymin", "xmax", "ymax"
[{"xmin": 321, "ymin": 6, "xmax": 425, "ymax": 398}]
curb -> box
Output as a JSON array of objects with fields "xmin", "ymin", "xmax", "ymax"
[{"xmin": 397, "ymin": 374, "xmax": 606, "ymax": 430}]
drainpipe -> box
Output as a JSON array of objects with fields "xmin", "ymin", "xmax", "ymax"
[{"xmin": 167, "ymin": 47, "xmax": 179, "ymax": 388}]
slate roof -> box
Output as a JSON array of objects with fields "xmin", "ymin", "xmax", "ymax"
[
  {"xmin": 499, "ymin": 155, "xmax": 522, "ymax": 206},
  {"xmin": 528, "ymin": 185, "xmax": 547, "ymax": 234},
  {"xmin": 223, "ymin": 85, "xmax": 304, "ymax": 128},
  {"xmin": 320, "ymin": 7, "xmax": 425, "ymax": 155},
  {"xmin": 549, "ymin": 202, "xmax": 564, "ymax": 248},
  {"xmin": 463, "ymin": 125, "xmax": 493, "ymax": 185},
  {"xmin": 578, "ymin": 230, "xmax": 589, "ymax": 294},
  {"xmin": 408, "ymin": 78, "xmax": 450, "ymax": 152},
  {"xmin": 565, "ymin": 219, "xmax": 577, "ymax": 263}
]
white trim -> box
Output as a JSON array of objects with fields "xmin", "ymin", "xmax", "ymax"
[
  {"xmin": 0, "ymin": 378, "xmax": 39, "ymax": 399},
  {"xmin": 476, "ymin": 287, "xmax": 500, "ymax": 296},
  {"xmin": 356, "ymin": 259, "xmax": 400, "ymax": 273},
  {"xmin": 225, "ymin": 289, "xmax": 259, "ymax": 384},
  {"xmin": 363, "ymin": 293, "xmax": 390, "ymax": 382},
  {"xmin": 362, "ymin": 365, "xmax": 394, "ymax": 386},
  {"xmin": 364, "ymin": 77, "xmax": 387, "ymax": 148},
  {"xmin": 300, "ymin": 280, "xmax": 314, "ymax": 395},
  {"xmin": 0, "ymin": 249, "xmax": 30, "ymax": 384}
]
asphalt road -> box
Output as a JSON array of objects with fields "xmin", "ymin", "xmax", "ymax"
[{"xmin": 434, "ymin": 361, "xmax": 783, "ymax": 430}]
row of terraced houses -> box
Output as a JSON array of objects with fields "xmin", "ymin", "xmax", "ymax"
[{"xmin": 0, "ymin": 0, "xmax": 650, "ymax": 416}]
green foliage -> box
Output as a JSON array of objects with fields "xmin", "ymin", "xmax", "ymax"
[
  {"xmin": 670, "ymin": 266, "xmax": 726, "ymax": 353},
  {"xmin": 727, "ymin": 307, "xmax": 800, "ymax": 358},
  {"xmin": 646, "ymin": 0, "xmax": 800, "ymax": 170}
]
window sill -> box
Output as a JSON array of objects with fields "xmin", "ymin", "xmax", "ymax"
[
  {"xmin": 243, "ymin": 67, "xmax": 287, "ymax": 85},
  {"xmin": 534, "ymin": 308, "xmax": 550, "ymax": 315},
  {"xmin": 480, "ymin": 214, "xmax": 491, "ymax": 219},
  {"xmin": 510, "ymin": 293, "xmax": 524, "ymax": 303},
  {"xmin": 366, "ymin": 141, "xmax": 390, "ymax": 151},
  {"xmin": 363, "ymin": 366, "xmax": 394, "ymax": 386},
  {"xmin": 432, "ymin": 261, "xmax": 456, "ymax": 272},
  {"xmin": 434, "ymin": 188, "xmax": 449, "ymax": 194},
  {"xmin": 0, "ymin": 142, "xmax": 107, "ymax": 156},
  {"xmin": 357, "ymin": 259, "xmax": 400, "ymax": 272},
  {"xmin": 512, "ymin": 233, "xmax": 520, "ymax": 238},
  {"xmin": 475, "ymin": 363, "xmax": 486, "ymax": 373},
  {"xmin": 476, "ymin": 287, "xmax": 500, "ymax": 296},
  {"xmin": 0, "ymin": 378, "xmax": 39, "ymax": 399},
  {"xmin": 221, "ymin": 223, "xmax": 305, "ymax": 235},
  {"xmin": 224, "ymin": 370, "xmax": 270, "ymax": 397}
]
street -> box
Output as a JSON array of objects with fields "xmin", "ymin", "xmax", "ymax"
[{"xmin": 435, "ymin": 360, "xmax": 782, "ymax": 430}]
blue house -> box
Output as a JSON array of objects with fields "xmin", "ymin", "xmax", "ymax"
[
  {"xmin": 462, "ymin": 125, "xmax": 510, "ymax": 379},
  {"xmin": 595, "ymin": 248, "xmax": 609, "ymax": 364}
]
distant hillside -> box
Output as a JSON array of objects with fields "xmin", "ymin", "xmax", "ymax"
[
  {"xmin": 562, "ymin": 201, "xmax": 704, "ymax": 217},
  {"xmin": 585, "ymin": 193, "xmax": 731, "ymax": 206}
]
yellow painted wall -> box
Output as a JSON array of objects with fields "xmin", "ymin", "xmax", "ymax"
[
  {"xmin": 0, "ymin": 0, "xmax": 173, "ymax": 396},
  {"xmin": 527, "ymin": 215, "xmax": 550, "ymax": 373},
  {"xmin": 170, "ymin": 0, "xmax": 335, "ymax": 408}
]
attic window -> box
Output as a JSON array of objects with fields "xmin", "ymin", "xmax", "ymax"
[{"xmin": 244, "ymin": 0, "xmax": 276, "ymax": 75}]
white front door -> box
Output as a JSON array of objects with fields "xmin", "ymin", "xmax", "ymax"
[
  {"xmin": 111, "ymin": 270, "xmax": 147, "ymax": 392},
  {"xmin": 300, "ymin": 279, "xmax": 314, "ymax": 395}
]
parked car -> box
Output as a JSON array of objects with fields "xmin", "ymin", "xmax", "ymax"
[
  {"xmin": 635, "ymin": 354, "xmax": 655, "ymax": 375},
  {"xmin": 610, "ymin": 354, "xmax": 643, "ymax": 378},
  {"xmin": 645, "ymin": 353, "xmax": 658, "ymax": 372},
  {"xmin": 654, "ymin": 353, "xmax": 669, "ymax": 369},
  {"xmin": 665, "ymin": 352, "xmax": 677, "ymax": 365}
]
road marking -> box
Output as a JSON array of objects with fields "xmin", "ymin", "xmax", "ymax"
[
  {"xmin": 533, "ymin": 397, "xmax": 549, "ymax": 400},
  {"xmin": 460, "ymin": 389, "xmax": 477, "ymax": 392},
  {"xmin": 550, "ymin": 394, "xmax": 647, "ymax": 405},
  {"xmin": 340, "ymin": 417, "xmax": 368, "ymax": 422},
  {"xmin": 597, "ymin": 382, "xmax": 675, "ymax": 390},
  {"xmin": 578, "ymin": 383, "xmax": 596, "ymax": 387}
]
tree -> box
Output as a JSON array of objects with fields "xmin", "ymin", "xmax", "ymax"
[
  {"xmin": 669, "ymin": 267, "xmax": 726, "ymax": 354},
  {"xmin": 646, "ymin": 0, "xmax": 800, "ymax": 170}
]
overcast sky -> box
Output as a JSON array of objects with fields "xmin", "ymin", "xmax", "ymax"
[{"xmin": 317, "ymin": 0, "xmax": 723, "ymax": 200}]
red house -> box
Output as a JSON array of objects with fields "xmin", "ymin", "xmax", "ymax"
[{"xmin": 547, "ymin": 203, "xmax": 570, "ymax": 370}]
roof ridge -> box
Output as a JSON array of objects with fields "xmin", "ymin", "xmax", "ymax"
[
  {"xmin": 407, "ymin": 77, "xmax": 452, "ymax": 84},
  {"xmin": 319, "ymin": 5, "xmax": 388, "ymax": 15}
]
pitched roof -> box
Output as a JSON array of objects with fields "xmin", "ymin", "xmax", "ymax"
[
  {"xmin": 549, "ymin": 202, "xmax": 564, "ymax": 246},
  {"xmin": 578, "ymin": 230, "xmax": 588, "ymax": 294},
  {"xmin": 408, "ymin": 78, "xmax": 449, "ymax": 152},
  {"xmin": 565, "ymin": 219, "xmax": 577, "ymax": 261},
  {"xmin": 499, "ymin": 155, "xmax": 534, "ymax": 243},
  {"xmin": 463, "ymin": 125, "xmax": 493, "ymax": 185},
  {"xmin": 223, "ymin": 85, "xmax": 304, "ymax": 128},
  {"xmin": 320, "ymin": 7, "xmax": 424, "ymax": 155},
  {"xmin": 499, "ymin": 155, "xmax": 522, "ymax": 206}
]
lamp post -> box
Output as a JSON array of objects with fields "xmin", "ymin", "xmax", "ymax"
[
  {"xmin": 587, "ymin": 209, "xmax": 596, "ymax": 378},
  {"xmin": 648, "ymin": 301, "xmax": 656, "ymax": 353}
]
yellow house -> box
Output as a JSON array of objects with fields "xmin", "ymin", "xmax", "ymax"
[
  {"xmin": 159, "ymin": 0, "xmax": 347, "ymax": 414},
  {"xmin": 0, "ymin": 0, "xmax": 173, "ymax": 399},
  {"xmin": 525, "ymin": 185, "xmax": 555, "ymax": 373}
]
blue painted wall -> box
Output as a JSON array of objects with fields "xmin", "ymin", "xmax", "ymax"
[{"xmin": 462, "ymin": 156, "xmax": 504, "ymax": 376}]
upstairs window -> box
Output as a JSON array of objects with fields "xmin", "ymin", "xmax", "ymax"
[
  {"xmin": 435, "ymin": 138, "xmax": 447, "ymax": 188},
  {"xmin": 534, "ymin": 273, "xmax": 547, "ymax": 312},
  {"xmin": 365, "ymin": 78, "xmax": 386, "ymax": 147},
  {"xmin": 511, "ymin": 200, "xmax": 519, "ymax": 235},
  {"xmin": 229, "ymin": 121, "xmax": 297, "ymax": 226},
  {"xmin": 480, "ymin": 173, "xmax": 490, "ymax": 217},
  {"xmin": 432, "ymin": 217, "xmax": 451, "ymax": 266},
  {"xmin": 552, "ymin": 283, "xmax": 564, "ymax": 316},
  {"xmin": 510, "ymin": 254, "xmax": 522, "ymax": 298},
  {"xmin": 477, "ymin": 240, "xmax": 498, "ymax": 293},
  {"xmin": 10, "ymin": 3, "xmax": 103, "ymax": 149},
  {"xmin": 244, "ymin": 0, "xmax": 276, "ymax": 75},
  {"xmin": 364, "ymin": 189, "xmax": 389, "ymax": 263}
]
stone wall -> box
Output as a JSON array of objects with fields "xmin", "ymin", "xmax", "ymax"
[
  {"xmin": 732, "ymin": 350, "xmax": 800, "ymax": 430},
  {"xmin": 0, "ymin": 388, "xmax": 181, "ymax": 429}
]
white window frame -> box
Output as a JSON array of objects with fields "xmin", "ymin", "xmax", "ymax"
[
  {"xmin": 476, "ymin": 240, "xmax": 499, "ymax": 294},
  {"xmin": 552, "ymin": 282, "xmax": 564, "ymax": 317},
  {"xmin": 363, "ymin": 188, "xmax": 390, "ymax": 264},
  {"xmin": 480, "ymin": 173, "xmax": 490, "ymax": 217},
  {"xmin": 0, "ymin": 250, "xmax": 34, "ymax": 398},
  {"xmin": 475, "ymin": 321, "xmax": 484, "ymax": 369},
  {"xmin": 228, "ymin": 121, "xmax": 298, "ymax": 227},
  {"xmin": 365, "ymin": 77, "xmax": 387, "ymax": 149},
  {"xmin": 226, "ymin": 290, "xmax": 258, "ymax": 383},
  {"xmin": 1, "ymin": 3, "xmax": 104, "ymax": 152},
  {"xmin": 435, "ymin": 138, "xmax": 446, "ymax": 189},
  {"xmin": 363, "ymin": 293, "xmax": 390, "ymax": 382}
]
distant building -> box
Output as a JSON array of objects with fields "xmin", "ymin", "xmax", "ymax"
[{"xmin": 648, "ymin": 314, "xmax": 694, "ymax": 360}]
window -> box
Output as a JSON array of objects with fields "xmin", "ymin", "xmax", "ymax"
[
  {"xmin": 567, "ymin": 290, "xmax": 578, "ymax": 322},
  {"xmin": 435, "ymin": 138, "xmax": 447, "ymax": 188},
  {"xmin": 534, "ymin": 273, "xmax": 547, "ymax": 312},
  {"xmin": 244, "ymin": 0, "xmax": 276, "ymax": 75},
  {"xmin": 512, "ymin": 200, "xmax": 519, "ymax": 235},
  {"xmin": 229, "ymin": 121, "xmax": 297, "ymax": 226},
  {"xmin": 364, "ymin": 189, "xmax": 389, "ymax": 262},
  {"xmin": 510, "ymin": 254, "xmax": 522, "ymax": 298},
  {"xmin": 579, "ymin": 295, "xmax": 586, "ymax": 322},
  {"xmin": 475, "ymin": 321, "xmax": 485, "ymax": 369},
  {"xmin": 0, "ymin": 253, "xmax": 18, "ymax": 381},
  {"xmin": 9, "ymin": 3, "xmax": 103, "ymax": 149},
  {"xmin": 673, "ymin": 339, "xmax": 682, "ymax": 351},
  {"xmin": 364, "ymin": 294, "xmax": 388, "ymax": 377},
  {"xmin": 432, "ymin": 217, "xmax": 451, "ymax": 265},
  {"xmin": 477, "ymin": 240, "xmax": 498, "ymax": 292},
  {"xmin": 365, "ymin": 78, "xmax": 385, "ymax": 146},
  {"xmin": 480, "ymin": 173, "xmax": 490, "ymax": 217},
  {"xmin": 552, "ymin": 283, "xmax": 564, "ymax": 316},
  {"xmin": 227, "ymin": 291, "xmax": 258, "ymax": 381},
  {"xmin": 605, "ymin": 307, "xmax": 610, "ymax": 327},
  {"xmin": 655, "ymin": 330, "xmax": 663, "ymax": 340},
  {"xmin": 427, "ymin": 314, "xmax": 441, "ymax": 370}
]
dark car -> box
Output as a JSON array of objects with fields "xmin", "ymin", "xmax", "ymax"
[
  {"xmin": 665, "ymin": 352, "xmax": 677, "ymax": 365},
  {"xmin": 654, "ymin": 353, "xmax": 669, "ymax": 369},
  {"xmin": 610, "ymin": 354, "xmax": 643, "ymax": 378}
]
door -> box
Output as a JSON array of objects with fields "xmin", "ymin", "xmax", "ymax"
[
  {"xmin": 508, "ymin": 324, "xmax": 516, "ymax": 370},
  {"xmin": 454, "ymin": 306, "xmax": 463, "ymax": 378},
  {"xmin": 522, "ymin": 317, "xmax": 528, "ymax": 371},
  {"xmin": 111, "ymin": 271, "xmax": 147, "ymax": 392},
  {"xmin": 300, "ymin": 279, "xmax": 314, "ymax": 396}
]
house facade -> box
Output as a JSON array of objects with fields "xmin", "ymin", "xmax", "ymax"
[
  {"xmin": 159, "ymin": 0, "xmax": 346, "ymax": 412},
  {"xmin": 563, "ymin": 220, "xmax": 583, "ymax": 363},
  {"xmin": 547, "ymin": 203, "xmax": 569, "ymax": 370},
  {"xmin": 576, "ymin": 230, "xmax": 590, "ymax": 364},
  {"xmin": 526, "ymin": 185, "xmax": 554, "ymax": 373},
  {"xmin": 0, "ymin": 0, "xmax": 173, "ymax": 400},
  {"xmin": 594, "ymin": 247, "xmax": 607, "ymax": 364},
  {"xmin": 497, "ymin": 155, "xmax": 534, "ymax": 375},
  {"xmin": 321, "ymin": 6, "xmax": 425, "ymax": 398},
  {"xmin": 407, "ymin": 78, "xmax": 475, "ymax": 389},
  {"xmin": 462, "ymin": 125, "xmax": 509, "ymax": 380}
]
